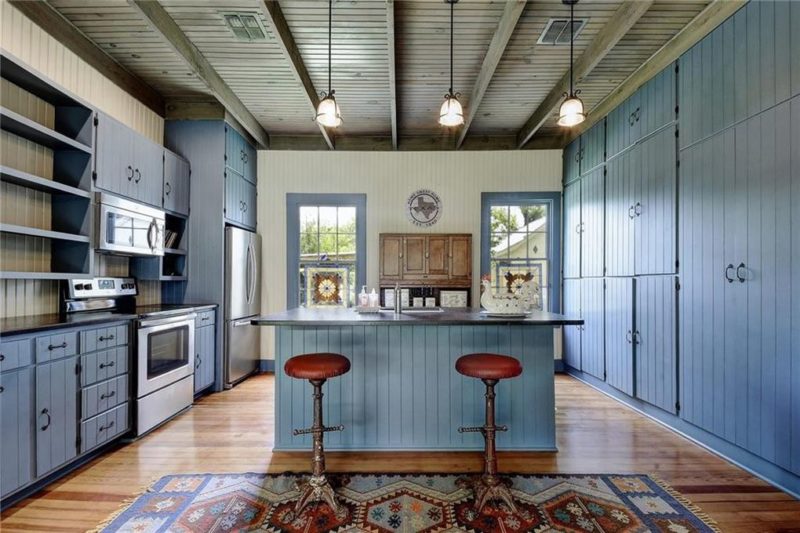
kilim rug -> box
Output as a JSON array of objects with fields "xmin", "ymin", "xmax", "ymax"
[{"xmin": 95, "ymin": 473, "xmax": 719, "ymax": 532}]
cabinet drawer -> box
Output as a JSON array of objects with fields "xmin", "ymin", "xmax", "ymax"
[
  {"xmin": 82, "ymin": 375, "xmax": 128, "ymax": 421},
  {"xmin": 80, "ymin": 324, "xmax": 128, "ymax": 353},
  {"xmin": 0, "ymin": 338, "xmax": 33, "ymax": 372},
  {"xmin": 80, "ymin": 403, "xmax": 128, "ymax": 454},
  {"xmin": 195, "ymin": 309, "xmax": 216, "ymax": 328},
  {"xmin": 81, "ymin": 346, "xmax": 129, "ymax": 387},
  {"xmin": 35, "ymin": 331, "xmax": 78, "ymax": 363}
]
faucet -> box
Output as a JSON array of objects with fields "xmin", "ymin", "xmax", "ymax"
[{"xmin": 394, "ymin": 283, "xmax": 402, "ymax": 314}]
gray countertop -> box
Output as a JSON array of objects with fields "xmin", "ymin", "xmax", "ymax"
[{"xmin": 252, "ymin": 307, "xmax": 583, "ymax": 326}]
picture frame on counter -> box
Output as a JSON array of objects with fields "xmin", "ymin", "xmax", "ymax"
[{"xmin": 440, "ymin": 290, "xmax": 468, "ymax": 308}]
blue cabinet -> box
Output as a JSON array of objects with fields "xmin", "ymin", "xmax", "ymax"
[
  {"xmin": 225, "ymin": 170, "xmax": 257, "ymax": 230},
  {"xmin": 581, "ymin": 120, "xmax": 605, "ymax": 173},
  {"xmin": 194, "ymin": 323, "xmax": 215, "ymax": 393},
  {"xmin": 605, "ymin": 278, "xmax": 633, "ymax": 395},
  {"xmin": 35, "ymin": 355, "xmax": 79, "ymax": 477},
  {"xmin": 562, "ymin": 278, "xmax": 581, "ymax": 370},
  {"xmin": 163, "ymin": 149, "xmax": 190, "ymax": 216},
  {"xmin": 563, "ymin": 181, "xmax": 581, "ymax": 279},
  {"xmin": 580, "ymin": 167, "xmax": 604, "ymax": 277},
  {"xmin": 1, "ymin": 366, "xmax": 34, "ymax": 498},
  {"xmin": 564, "ymin": 139, "xmax": 581, "ymax": 184},
  {"xmin": 606, "ymin": 144, "xmax": 637, "ymax": 276},
  {"xmin": 580, "ymin": 278, "xmax": 605, "ymax": 380}
]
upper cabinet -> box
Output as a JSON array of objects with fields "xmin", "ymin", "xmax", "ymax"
[
  {"xmin": 94, "ymin": 112, "xmax": 163, "ymax": 208},
  {"xmin": 379, "ymin": 234, "xmax": 472, "ymax": 287},
  {"xmin": 225, "ymin": 125, "xmax": 256, "ymax": 184},
  {"xmin": 563, "ymin": 138, "xmax": 581, "ymax": 185},
  {"xmin": 163, "ymin": 150, "xmax": 190, "ymax": 217}
]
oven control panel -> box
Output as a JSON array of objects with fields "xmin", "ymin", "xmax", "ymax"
[{"xmin": 68, "ymin": 277, "xmax": 137, "ymax": 299}]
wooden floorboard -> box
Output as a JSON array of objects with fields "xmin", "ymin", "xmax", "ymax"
[{"xmin": 2, "ymin": 374, "xmax": 799, "ymax": 532}]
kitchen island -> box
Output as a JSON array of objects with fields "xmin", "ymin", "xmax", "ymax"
[{"xmin": 253, "ymin": 308, "xmax": 582, "ymax": 451}]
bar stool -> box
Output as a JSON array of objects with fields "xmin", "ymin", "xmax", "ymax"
[
  {"xmin": 455, "ymin": 353, "xmax": 523, "ymax": 514},
  {"xmin": 284, "ymin": 352, "xmax": 351, "ymax": 518}
]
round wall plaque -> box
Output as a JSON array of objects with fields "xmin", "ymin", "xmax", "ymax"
[{"xmin": 406, "ymin": 189, "xmax": 442, "ymax": 227}]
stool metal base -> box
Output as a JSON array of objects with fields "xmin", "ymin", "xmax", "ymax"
[
  {"xmin": 293, "ymin": 474, "xmax": 346, "ymax": 519},
  {"xmin": 457, "ymin": 474, "xmax": 519, "ymax": 515}
]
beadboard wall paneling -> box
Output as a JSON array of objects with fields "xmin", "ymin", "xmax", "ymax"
[
  {"xmin": 1, "ymin": 1, "xmax": 166, "ymax": 317},
  {"xmin": 257, "ymin": 150, "xmax": 562, "ymax": 357}
]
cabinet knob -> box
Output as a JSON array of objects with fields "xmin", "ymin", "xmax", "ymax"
[
  {"xmin": 126, "ymin": 165, "xmax": 134, "ymax": 181},
  {"xmin": 736, "ymin": 262, "xmax": 747, "ymax": 283},
  {"xmin": 165, "ymin": 182, "xmax": 171, "ymax": 195},
  {"xmin": 134, "ymin": 169, "xmax": 142, "ymax": 183},
  {"xmin": 724, "ymin": 264, "xmax": 735, "ymax": 283}
]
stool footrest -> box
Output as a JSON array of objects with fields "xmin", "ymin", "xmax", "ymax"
[
  {"xmin": 293, "ymin": 424, "xmax": 344, "ymax": 436},
  {"xmin": 458, "ymin": 424, "xmax": 508, "ymax": 434}
]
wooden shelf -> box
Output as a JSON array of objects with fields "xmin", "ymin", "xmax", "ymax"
[
  {"xmin": 1, "ymin": 107, "xmax": 92, "ymax": 154},
  {"xmin": 0, "ymin": 223, "xmax": 90, "ymax": 243},
  {"xmin": 0, "ymin": 271, "xmax": 92, "ymax": 280},
  {"xmin": 164, "ymin": 248, "xmax": 187, "ymax": 255},
  {"xmin": 0, "ymin": 166, "xmax": 91, "ymax": 198}
]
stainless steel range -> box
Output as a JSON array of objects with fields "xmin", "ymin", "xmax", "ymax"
[{"xmin": 63, "ymin": 277, "xmax": 197, "ymax": 436}]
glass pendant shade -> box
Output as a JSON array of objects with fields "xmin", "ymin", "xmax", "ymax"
[
  {"xmin": 557, "ymin": 94, "xmax": 586, "ymax": 127},
  {"xmin": 439, "ymin": 94, "xmax": 464, "ymax": 127},
  {"xmin": 315, "ymin": 94, "xmax": 342, "ymax": 128}
]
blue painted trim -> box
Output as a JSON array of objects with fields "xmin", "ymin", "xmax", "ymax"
[
  {"xmin": 259, "ymin": 359, "xmax": 275, "ymax": 373},
  {"xmin": 566, "ymin": 366, "xmax": 800, "ymax": 500},
  {"xmin": 480, "ymin": 192, "xmax": 563, "ymax": 313},
  {"xmin": 285, "ymin": 193, "xmax": 367, "ymax": 309}
]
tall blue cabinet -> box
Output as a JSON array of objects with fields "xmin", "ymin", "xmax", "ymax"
[{"xmin": 561, "ymin": 0, "xmax": 800, "ymax": 497}]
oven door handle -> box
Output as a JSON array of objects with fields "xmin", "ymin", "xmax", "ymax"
[
  {"xmin": 139, "ymin": 313, "xmax": 197, "ymax": 329},
  {"xmin": 146, "ymin": 219, "xmax": 157, "ymax": 251}
]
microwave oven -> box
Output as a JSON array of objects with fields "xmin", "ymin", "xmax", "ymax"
[{"xmin": 96, "ymin": 193, "xmax": 165, "ymax": 256}]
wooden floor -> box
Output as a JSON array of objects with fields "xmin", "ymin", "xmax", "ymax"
[{"xmin": 2, "ymin": 374, "xmax": 799, "ymax": 532}]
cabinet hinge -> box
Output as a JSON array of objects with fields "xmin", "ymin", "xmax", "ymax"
[
  {"xmin": 76, "ymin": 435, "xmax": 82, "ymax": 448},
  {"xmin": 676, "ymin": 160, "xmax": 680, "ymax": 168},
  {"xmin": 674, "ymin": 129, "xmax": 679, "ymax": 138},
  {"xmin": 93, "ymin": 116, "xmax": 99, "ymax": 127},
  {"xmin": 675, "ymin": 63, "xmax": 679, "ymax": 74},
  {"xmin": 675, "ymin": 401, "xmax": 681, "ymax": 412},
  {"xmin": 675, "ymin": 278, "xmax": 681, "ymax": 291},
  {"xmin": 75, "ymin": 362, "xmax": 82, "ymax": 375},
  {"xmin": 92, "ymin": 171, "xmax": 97, "ymax": 181},
  {"xmin": 675, "ymin": 105, "xmax": 679, "ymax": 115}
]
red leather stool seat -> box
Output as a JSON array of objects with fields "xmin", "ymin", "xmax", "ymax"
[
  {"xmin": 455, "ymin": 353, "xmax": 522, "ymax": 380},
  {"xmin": 284, "ymin": 353, "xmax": 351, "ymax": 380}
]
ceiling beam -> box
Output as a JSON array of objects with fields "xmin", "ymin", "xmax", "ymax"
[
  {"xmin": 516, "ymin": 0, "xmax": 653, "ymax": 149},
  {"xmin": 127, "ymin": 0, "xmax": 269, "ymax": 149},
  {"xmin": 563, "ymin": 0, "xmax": 747, "ymax": 145},
  {"xmin": 8, "ymin": 0, "xmax": 164, "ymax": 116},
  {"xmin": 386, "ymin": 0, "xmax": 398, "ymax": 150},
  {"xmin": 456, "ymin": 0, "xmax": 526, "ymax": 150},
  {"xmin": 259, "ymin": 0, "xmax": 335, "ymax": 150}
]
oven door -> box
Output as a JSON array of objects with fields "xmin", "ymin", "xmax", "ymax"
[
  {"xmin": 97, "ymin": 195, "xmax": 165, "ymax": 256},
  {"xmin": 137, "ymin": 314, "xmax": 195, "ymax": 397}
]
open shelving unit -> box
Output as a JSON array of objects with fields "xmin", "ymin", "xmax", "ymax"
[
  {"xmin": 0, "ymin": 53, "xmax": 95, "ymax": 280},
  {"xmin": 131, "ymin": 212, "xmax": 189, "ymax": 281}
]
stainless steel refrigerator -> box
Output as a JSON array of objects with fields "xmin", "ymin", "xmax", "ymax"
[{"xmin": 224, "ymin": 226, "xmax": 261, "ymax": 387}]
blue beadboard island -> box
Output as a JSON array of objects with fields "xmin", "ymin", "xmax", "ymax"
[{"xmin": 252, "ymin": 308, "xmax": 582, "ymax": 451}]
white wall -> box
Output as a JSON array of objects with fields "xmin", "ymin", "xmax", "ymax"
[{"xmin": 257, "ymin": 149, "xmax": 562, "ymax": 359}]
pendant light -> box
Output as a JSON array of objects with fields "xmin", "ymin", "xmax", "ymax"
[
  {"xmin": 557, "ymin": 0, "xmax": 586, "ymax": 127},
  {"xmin": 316, "ymin": 0, "xmax": 342, "ymax": 128},
  {"xmin": 439, "ymin": 0, "xmax": 464, "ymax": 127}
]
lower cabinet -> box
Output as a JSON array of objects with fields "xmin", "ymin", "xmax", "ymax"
[
  {"xmin": 605, "ymin": 278, "xmax": 634, "ymax": 395},
  {"xmin": 194, "ymin": 324, "xmax": 215, "ymax": 393},
  {"xmin": 35, "ymin": 355, "xmax": 79, "ymax": 477},
  {"xmin": 562, "ymin": 279, "xmax": 581, "ymax": 370},
  {"xmin": 1, "ymin": 367, "xmax": 34, "ymax": 498},
  {"xmin": 580, "ymin": 278, "xmax": 605, "ymax": 380}
]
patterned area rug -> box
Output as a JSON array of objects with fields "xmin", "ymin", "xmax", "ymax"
[{"xmin": 97, "ymin": 473, "xmax": 719, "ymax": 532}]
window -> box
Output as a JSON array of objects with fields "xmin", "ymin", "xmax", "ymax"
[
  {"xmin": 287, "ymin": 194, "xmax": 366, "ymax": 308},
  {"xmin": 480, "ymin": 192, "xmax": 562, "ymax": 312}
]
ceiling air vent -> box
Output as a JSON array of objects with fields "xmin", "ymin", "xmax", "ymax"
[
  {"xmin": 537, "ymin": 18, "xmax": 587, "ymax": 45},
  {"xmin": 222, "ymin": 12, "xmax": 268, "ymax": 42}
]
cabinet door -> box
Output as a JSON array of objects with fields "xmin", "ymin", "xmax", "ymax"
[
  {"xmin": 607, "ymin": 93, "xmax": 639, "ymax": 158},
  {"xmin": 562, "ymin": 279, "xmax": 581, "ymax": 370},
  {"xmin": 194, "ymin": 325, "xmax": 215, "ymax": 392},
  {"xmin": 635, "ymin": 275, "xmax": 677, "ymax": 413},
  {"xmin": 605, "ymin": 278, "xmax": 634, "ymax": 395},
  {"xmin": 225, "ymin": 125, "xmax": 245, "ymax": 177},
  {"xmin": 225, "ymin": 171, "xmax": 245, "ymax": 226},
  {"xmin": 426, "ymin": 236, "xmax": 449, "ymax": 278},
  {"xmin": 163, "ymin": 150, "xmax": 190, "ymax": 216},
  {"xmin": 1, "ymin": 367, "xmax": 34, "ymax": 498},
  {"xmin": 243, "ymin": 142, "xmax": 257, "ymax": 184},
  {"xmin": 563, "ymin": 138, "xmax": 581, "ymax": 184},
  {"xmin": 380, "ymin": 235, "xmax": 403, "ymax": 280},
  {"xmin": 35, "ymin": 356, "xmax": 79, "ymax": 477},
  {"xmin": 563, "ymin": 181, "xmax": 581, "ymax": 279},
  {"xmin": 580, "ymin": 278, "xmax": 605, "ymax": 380},
  {"xmin": 134, "ymin": 135, "xmax": 165, "ymax": 208},
  {"xmin": 449, "ymin": 235, "xmax": 471, "ymax": 281},
  {"xmin": 95, "ymin": 112, "xmax": 134, "ymax": 198},
  {"xmin": 403, "ymin": 236, "xmax": 426, "ymax": 276},
  {"xmin": 582, "ymin": 119, "xmax": 605, "ymax": 173},
  {"xmin": 580, "ymin": 167, "xmax": 604, "ymax": 277},
  {"xmin": 606, "ymin": 144, "xmax": 637, "ymax": 276},
  {"xmin": 637, "ymin": 65, "xmax": 675, "ymax": 142},
  {"xmin": 635, "ymin": 127, "xmax": 676, "ymax": 275},
  {"xmin": 243, "ymin": 179, "xmax": 257, "ymax": 229}
]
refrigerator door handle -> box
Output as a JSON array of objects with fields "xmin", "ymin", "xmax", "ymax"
[
  {"xmin": 244, "ymin": 243, "xmax": 252, "ymax": 305},
  {"xmin": 247, "ymin": 242, "xmax": 257, "ymax": 305},
  {"xmin": 233, "ymin": 318, "xmax": 252, "ymax": 327}
]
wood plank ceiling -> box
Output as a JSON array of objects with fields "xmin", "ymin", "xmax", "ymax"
[{"xmin": 33, "ymin": 0, "xmax": 715, "ymax": 149}]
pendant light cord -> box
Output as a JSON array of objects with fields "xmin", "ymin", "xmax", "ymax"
[
  {"xmin": 328, "ymin": 0, "xmax": 332, "ymax": 94},
  {"xmin": 449, "ymin": 0, "xmax": 454, "ymax": 94},
  {"xmin": 569, "ymin": 0, "xmax": 574, "ymax": 96}
]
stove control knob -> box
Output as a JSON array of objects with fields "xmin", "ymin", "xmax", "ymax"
[
  {"xmin": 74, "ymin": 283, "xmax": 85, "ymax": 291},
  {"xmin": 85, "ymin": 284, "xmax": 93, "ymax": 290}
]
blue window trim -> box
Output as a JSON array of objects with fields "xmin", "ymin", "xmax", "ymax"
[
  {"xmin": 286, "ymin": 193, "xmax": 367, "ymax": 309},
  {"xmin": 480, "ymin": 192, "xmax": 562, "ymax": 313}
]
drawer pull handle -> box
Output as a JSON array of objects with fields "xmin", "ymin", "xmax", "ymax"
[
  {"xmin": 99, "ymin": 335, "xmax": 115, "ymax": 342},
  {"xmin": 165, "ymin": 182, "xmax": 171, "ymax": 195},
  {"xmin": 126, "ymin": 165, "xmax": 134, "ymax": 181},
  {"xmin": 101, "ymin": 391, "xmax": 116, "ymax": 400},
  {"xmin": 99, "ymin": 361, "xmax": 116, "ymax": 369},
  {"xmin": 48, "ymin": 342, "xmax": 67, "ymax": 351},
  {"xmin": 201, "ymin": 316, "xmax": 210, "ymax": 321},
  {"xmin": 736, "ymin": 262, "xmax": 747, "ymax": 283},
  {"xmin": 41, "ymin": 408, "xmax": 51, "ymax": 431},
  {"xmin": 99, "ymin": 421, "xmax": 115, "ymax": 432},
  {"xmin": 724, "ymin": 264, "xmax": 735, "ymax": 283},
  {"xmin": 626, "ymin": 330, "xmax": 632, "ymax": 344},
  {"xmin": 134, "ymin": 169, "xmax": 142, "ymax": 183}
]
